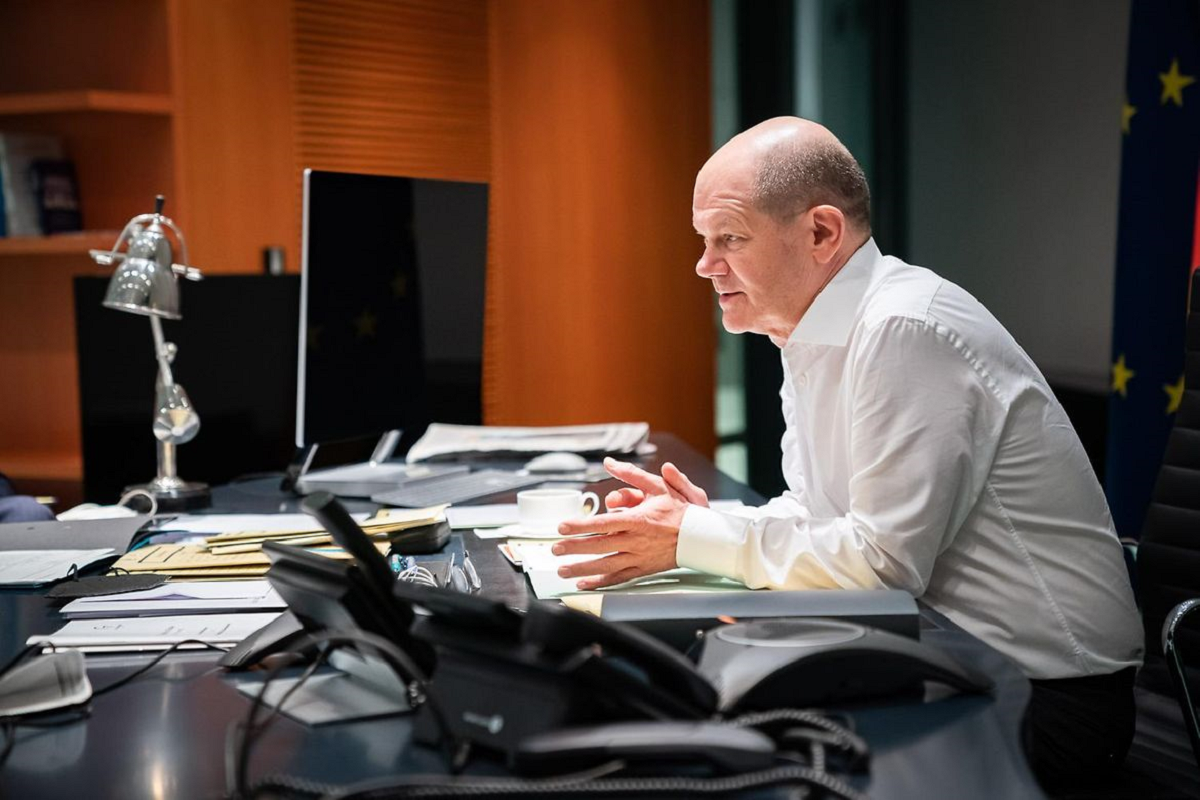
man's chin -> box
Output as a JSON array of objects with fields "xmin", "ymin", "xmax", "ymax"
[{"xmin": 719, "ymin": 314, "xmax": 750, "ymax": 335}]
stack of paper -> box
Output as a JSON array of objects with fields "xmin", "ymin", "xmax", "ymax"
[
  {"xmin": 0, "ymin": 549, "xmax": 115, "ymax": 587},
  {"xmin": 61, "ymin": 580, "xmax": 286, "ymax": 619},
  {"xmin": 527, "ymin": 567, "xmax": 747, "ymax": 601},
  {"xmin": 26, "ymin": 613, "xmax": 281, "ymax": 653},
  {"xmin": 405, "ymin": 423, "xmax": 650, "ymax": 463},
  {"xmin": 114, "ymin": 506, "xmax": 445, "ymax": 580},
  {"xmin": 499, "ymin": 540, "xmax": 747, "ymax": 601}
]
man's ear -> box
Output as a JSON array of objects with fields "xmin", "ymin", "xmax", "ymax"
[{"xmin": 809, "ymin": 205, "xmax": 846, "ymax": 264}]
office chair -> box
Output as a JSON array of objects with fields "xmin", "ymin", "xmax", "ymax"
[
  {"xmin": 1163, "ymin": 599, "xmax": 1200, "ymax": 769},
  {"xmin": 1119, "ymin": 269, "xmax": 1200, "ymax": 796}
]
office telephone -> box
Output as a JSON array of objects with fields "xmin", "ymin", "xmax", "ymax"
[{"xmin": 249, "ymin": 493, "xmax": 992, "ymax": 780}]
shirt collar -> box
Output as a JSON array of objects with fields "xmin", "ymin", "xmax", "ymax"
[{"xmin": 784, "ymin": 237, "xmax": 880, "ymax": 348}]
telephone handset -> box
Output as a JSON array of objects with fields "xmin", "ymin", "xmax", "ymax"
[
  {"xmin": 224, "ymin": 491, "xmax": 430, "ymax": 671},
  {"xmin": 521, "ymin": 599, "xmax": 718, "ymax": 719}
]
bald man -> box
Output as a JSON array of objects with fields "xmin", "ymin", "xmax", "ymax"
[{"xmin": 554, "ymin": 118, "xmax": 1143, "ymax": 789}]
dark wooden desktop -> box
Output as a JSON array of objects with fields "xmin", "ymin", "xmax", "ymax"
[{"xmin": 0, "ymin": 433, "xmax": 1043, "ymax": 799}]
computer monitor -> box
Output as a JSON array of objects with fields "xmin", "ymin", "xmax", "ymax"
[{"xmin": 293, "ymin": 169, "xmax": 488, "ymax": 486}]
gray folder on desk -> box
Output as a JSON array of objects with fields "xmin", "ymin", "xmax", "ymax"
[
  {"xmin": 599, "ymin": 589, "xmax": 919, "ymax": 651},
  {"xmin": 0, "ymin": 516, "xmax": 149, "ymax": 554}
]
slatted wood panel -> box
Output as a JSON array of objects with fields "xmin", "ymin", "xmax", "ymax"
[
  {"xmin": 487, "ymin": 0, "xmax": 716, "ymax": 454},
  {"xmin": 292, "ymin": 0, "xmax": 489, "ymax": 182},
  {"xmin": 173, "ymin": 0, "xmax": 298, "ymax": 273}
]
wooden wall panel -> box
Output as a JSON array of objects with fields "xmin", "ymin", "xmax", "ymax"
[
  {"xmin": 292, "ymin": 0, "xmax": 489, "ymax": 182},
  {"xmin": 173, "ymin": 0, "xmax": 298, "ymax": 272},
  {"xmin": 487, "ymin": 0, "xmax": 716, "ymax": 454},
  {"xmin": 0, "ymin": 0, "xmax": 170, "ymax": 94},
  {"xmin": 0, "ymin": 256, "xmax": 86, "ymax": 473}
]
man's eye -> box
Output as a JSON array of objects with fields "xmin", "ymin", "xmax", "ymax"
[{"xmin": 723, "ymin": 234, "xmax": 741, "ymax": 244}]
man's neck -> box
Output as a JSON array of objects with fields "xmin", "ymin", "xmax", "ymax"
[{"xmin": 769, "ymin": 231, "xmax": 871, "ymax": 348}]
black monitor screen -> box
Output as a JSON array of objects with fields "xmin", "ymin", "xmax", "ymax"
[{"xmin": 297, "ymin": 170, "xmax": 488, "ymax": 450}]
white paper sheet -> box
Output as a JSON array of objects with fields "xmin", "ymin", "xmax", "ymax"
[
  {"xmin": 0, "ymin": 549, "xmax": 115, "ymax": 587},
  {"xmin": 62, "ymin": 580, "xmax": 285, "ymax": 618},
  {"xmin": 445, "ymin": 504, "xmax": 518, "ymax": 529},
  {"xmin": 465, "ymin": 500, "xmax": 747, "ymax": 539},
  {"xmin": 151, "ymin": 513, "xmax": 370, "ymax": 534},
  {"xmin": 527, "ymin": 567, "xmax": 746, "ymax": 600},
  {"xmin": 27, "ymin": 612, "xmax": 281, "ymax": 652}
]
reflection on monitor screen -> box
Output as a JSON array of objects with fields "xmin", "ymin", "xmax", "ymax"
[{"xmin": 297, "ymin": 169, "xmax": 488, "ymax": 452}]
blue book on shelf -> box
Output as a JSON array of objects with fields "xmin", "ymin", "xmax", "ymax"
[{"xmin": 0, "ymin": 156, "xmax": 7, "ymax": 237}]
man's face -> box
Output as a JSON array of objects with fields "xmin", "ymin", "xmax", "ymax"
[{"xmin": 692, "ymin": 161, "xmax": 814, "ymax": 344}]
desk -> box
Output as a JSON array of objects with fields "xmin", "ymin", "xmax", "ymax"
[{"xmin": 0, "ymin": 434, "xmax": 1044, "ymax": 799}]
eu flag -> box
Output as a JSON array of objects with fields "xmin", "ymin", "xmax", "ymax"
[{"xmin": 1106, "ymin": 0, "xmax": 1200, "ymax": 538}]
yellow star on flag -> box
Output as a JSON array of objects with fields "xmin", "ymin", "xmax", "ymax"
[
  {"xmin": 1160, "ymin": 57, "xmax": 1195, "ymax": 106},
  {"xmin": 1121, "ymin": 98, "xmax": 1137, "ymax": 134},
  {"xmin": 354, "ymin": 309, "xmax": 378, "ymax": 339},
  {"xmin": 1112, "ymin": 354, "xmax": 1135, "ymax": 397},
  {"xmin": 1164, "ymin": 374, "xmax": 1185, "ymax": 414}
]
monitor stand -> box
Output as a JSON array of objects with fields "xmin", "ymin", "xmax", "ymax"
[{"xmin": 282, "ymin": 430, "xmax": 467, "ymax": 498}]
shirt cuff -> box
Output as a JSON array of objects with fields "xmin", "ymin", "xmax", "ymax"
[{"xmin": 676, "ymin": 505, "xmax": 751, "ymax": 581}]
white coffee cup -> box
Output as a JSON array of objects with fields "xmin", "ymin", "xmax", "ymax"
[{"xmin": 517, "ymin": 488, "xmax": 599, "ymax": 535}]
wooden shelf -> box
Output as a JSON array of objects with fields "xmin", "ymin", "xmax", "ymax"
[
  {"xmin": 0, "ymin": 231, "xmax": 121, "ymax": 256},
  {"xmin": 0, "ymin": 90, "xmax": 173, "ymax": 116}
]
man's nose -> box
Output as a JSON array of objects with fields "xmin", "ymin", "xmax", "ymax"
[{"xmin": 695, "ymin": 246, "xmax": 724, "ymax": 278}]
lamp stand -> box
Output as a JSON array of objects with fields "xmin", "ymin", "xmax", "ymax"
[
  {"xmin": 124, "ymin": 439, "xmax": 211, "ymax": 512},
  {"xmin": 124, "ymin": 315, "xmax": 211, "ymax": 512}
]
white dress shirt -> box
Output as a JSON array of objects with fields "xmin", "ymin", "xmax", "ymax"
[{"xmin": 677, "ymin": 238, "xmax": 1143, "ymax": 680}]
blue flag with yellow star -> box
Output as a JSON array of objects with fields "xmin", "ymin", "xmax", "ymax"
[{"xmin": 1106, "ymin": 0, "xmax": 1200, "ymax": 538}]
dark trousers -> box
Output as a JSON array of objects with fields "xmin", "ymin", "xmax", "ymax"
[{"xmin": 1027, "ymin": 666, "xmax": 1137, "ymax": 792}]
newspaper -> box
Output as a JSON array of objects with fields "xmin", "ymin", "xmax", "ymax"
[{"xmin": 405, "ymin": 423, "xmax": 650, "ymax": 463}]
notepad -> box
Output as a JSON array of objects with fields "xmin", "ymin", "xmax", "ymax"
[
  {"xmin": 0, "ymin": 549, "xmax": 115, "ymax": 587},
  {"xmin": 527, "ymin": 567, "xmax": 746, "ymax": 600},
  {"xmin": 27, "ymin": 613, "xmax": 281, "ymax": 653},
  {"xmin": 61, "ymin": 580, "xmax": 286, "ymax": 618}
]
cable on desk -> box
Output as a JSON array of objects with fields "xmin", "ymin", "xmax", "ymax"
[
  {"xmin": 239, "ymin": 710, "xmax": 872, "ymax": 800},
  {"xmin": 248, "ymin": 761, "xmax": 872, "ymax": 800},
  {"xmin": 723, "ymin": 708, "xmax": 869, "ymax": 772},
  {"xmin": 0, "ymin": 722, "xmax": 14, "ymax": 769},
  {"xmin": 91, "ymin": 639, "xmax": 229, "ymax": 697},
  {"xmin": 0, "ymin": 643, "xmax": 42, "ymax": 682},
  {"xmin": 227, "ymin": 629, "xmax": 461, "ymax": 800}
]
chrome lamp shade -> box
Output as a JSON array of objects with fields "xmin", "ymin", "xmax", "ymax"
[{"xmin": 101, "ymin": 256, "xmax": 182, "ymax": 319}]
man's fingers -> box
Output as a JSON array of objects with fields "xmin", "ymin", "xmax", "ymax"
[
  {"xmin": 603, "ymin": 457, "xmax": 668, "ymax": 496},
  {"xmin": 662, "ymin": 462, "xmax": 708, "ymax": 506},
  {"xmin": 551, "ymin": 532, "xmax": 628, "ymax": 555},
  {"xmin": 605, "ymin": 488, "xmax": 644, "ymax": 509},
  {"xmin": 577, "ymin": 566, "xmax": 646, "ymax": 591},
  {"xmin": 558, "ymin": 511, "xmax": 640, "ymax": 536},
  {"xmin": 557, "ymin": 552, "xmax": 635, "ymax": 578}
]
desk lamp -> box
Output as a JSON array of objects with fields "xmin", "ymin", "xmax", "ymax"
[{"xmin": 89, "ymin": 195, "xmax": 210, "ymax": 511}]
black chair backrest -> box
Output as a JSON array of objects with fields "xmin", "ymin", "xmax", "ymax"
[{"xmin": 1137, "ymin": 271, "xmax": 1200, "ymax": 670}]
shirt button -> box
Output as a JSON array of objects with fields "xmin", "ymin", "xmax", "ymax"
[{"xmin": 797, "ymin": 375, "xmax": 808, "ymax": 387}]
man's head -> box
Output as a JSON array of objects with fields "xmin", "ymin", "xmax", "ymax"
[{"xmin": 693, "ymin": 117, "xmax": 871, "ymax": 345}]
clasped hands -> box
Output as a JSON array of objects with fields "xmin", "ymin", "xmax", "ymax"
[{"xmin": 552, "ymin": 457, "xmax": 709, "ymax": 590}]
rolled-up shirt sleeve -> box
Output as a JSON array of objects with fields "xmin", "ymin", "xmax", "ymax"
[{"xmin": 676, "ymin": 315, "xmax": 1004, "ymax": 596}]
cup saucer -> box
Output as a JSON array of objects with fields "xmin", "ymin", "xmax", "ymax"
[{"xmin": 497, "ymin": 523, "xmax": 592, "ymax": 540}]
